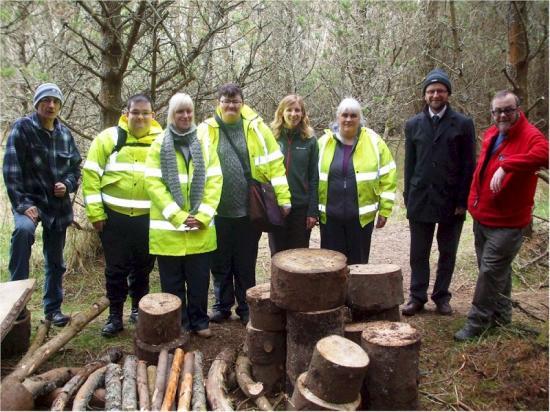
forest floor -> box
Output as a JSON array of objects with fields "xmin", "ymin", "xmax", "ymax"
[{"xmin": 1, "ymin": 196, "xmax": 548, "ymax": 410}]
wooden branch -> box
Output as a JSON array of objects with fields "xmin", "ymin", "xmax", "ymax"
[
  {"xmin": 118, "ymin": 1, "xmax": 147, "ymax": 76},
  {"xmin": 235, "ymin": 355, "xmax": 272, "ymax": 411},
  {"xmin": 516, "ymin": 250, "xmax": 549, "ymax": 271},
  {"xmin": 177, "ymin": 352, "xmax": 194, "ymax": 411},
  {"xmin": 206, "ymin": 348, "xmax": 236, "ymax": 411},
  {"xmin": 151, "ymin": 349, "xmax": 169, "ymax": 410},
  {"xmin": 161, "ymin": 348, "xmax": 185, "ymax": 411},
  {"xmin": 62, "ymin": 22, "xmax": 105, "ymax": 53},
  {"xmin": 105, "ymin": 363, "xmax": 122, "ymax": 411},
  {"xmin": 500, "ymin": 293, "xmax": 547, "ymax": 322},
  {"xmin": 502, "ymin": 67, "xmax": 520, "ymax": 91},
  {"xmin": 53, "ymin": 45, "xmax": 105, "ymax": 80},
  {"xmin": 22, "ymin": 367, "xmax": 81, "ymax": 398},
  {"xmin": 122, "ymin": 355, "xmax": 138, "ymax": 411},
  {"xmin": 147, "ymin": 365, "xmax": 156, "ymax": 400},
  {"xmin": 15, "ymin": 319, "xmax": 50, "ymax": 371},
  {"xmin": 192, "ymin": 352, "xmax": 207, "ymax": 411},
  {"xmin": 72, "ymin": 365, "xmax": 106, "ymax": 411},
  {"xmin": 76, "ymin": 1, "xmax": 110, "ymax": 31},
  {"xmin": 51, "ymin": 361, "xmax": 106, "ymax": 411},
  {"xmin": 58, "ymin": 116, "xmax": 96, "ymax": 142},
  {"xmin": 525, "ymin": 96, "xmax": 546, "ymax": 116},
  {"xmin": 137, "ymin": 360, "xmax": 151, "ymax": 411},
  {"xmin": 9, "ymin": 296, "xmax": 109, "ymax": 381}
]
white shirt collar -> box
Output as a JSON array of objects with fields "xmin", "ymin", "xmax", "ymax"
[{"xmin": 429, "ymin": 105, "xmax": 447, "ymax": 118}]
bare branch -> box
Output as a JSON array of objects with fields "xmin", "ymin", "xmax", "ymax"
[
  {"xmin": 76, "ymin": 1, "xmax": 110, "ymax": 32},
  {"xmin": 63, "ymin": 22, "xmax": 105, "ymax": 53}
]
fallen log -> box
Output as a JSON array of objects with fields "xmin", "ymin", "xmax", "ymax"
[
  {"xmin": 191, "ymin": 351, "xmax": 207, "ymax": 411},
  {"xmin": 72, "ymin": 365, "xmax": 107, "ymax": 411},
  {"xmin": 51, "ymin": 361, "xmax": 106, "ymax": 411},
  {"xmin": 122, "ymin": 355, "xmax": 138, "ymax": 411},
  {"xmin": 151, "ymin": 349, "xmax": 169, "ymax": 411},
  {"xmin": 161, "ymin": 348, "xmax": 185, "ymax": 411},
  {"xmin": 105, "ymin": 363, "xmax": 122, "ymax": 411},
  {"xmin": 22, "ymin": 367, "xmax": 81, "ymax": 399},
  {"xmin": 206, "ymin": 348, "xmax": 236, "ymax": 411},
  {"xmin": 236, "ymin": 354, "xmax": 272, "ymax": 411},
  {"xmin": 177, "ymin": 351, "xmax": 194, "ymax": 411},
  {"xmin": 137, "ymin": 360, "xmax": 151, "ymax": 411},
  {"xmin": 8, "ymin": 296, "xmax": 110, "ymax": 382},
  {"xmin": 147, "ymin": 365, "xmax": 156, "ymax": 400}
]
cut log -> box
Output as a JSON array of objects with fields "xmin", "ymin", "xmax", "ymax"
[
  {"xmin": 136, "ymin": 293, "xmax": 182, "ymax": 345},
  {"xmin": 161, "ymin": 347, "xmax": 185, "ymax": 411},
  {"xmin": 246, "ymin": 283, "xmax": 285, "ymax": 331},
  {"xmin": 122, "ymin": 355, "xmax": 138, "ymax": 411},
  {"xmin": 206, "ymin": 348, "xmax": 236, "ymax": 411},
  {"xmin": 251, "ymin": 362, "xmax": 285, "ymax": 395},
  {"xmin": 105, "ymin": 363, "xmax": 122, "ymax": 411},
  {"xmin": 1, "ymin": 308, "xmax": 31, "ymax": 358},
  {"xmin": 347, "ymin": 264, "xmax": 403, "ymax": 313},
  {"xmin": 8, "ymin": 296, "xmax": 110, "ymax": 382},
  {"xmin": 51, "ymin": 361, "xmax": 106, "ymax": 411},
  {"xmin": 304, "ymin": 335, "xmax": 369, "ymax": 404},
  {"xmin": 151, "ymin": 350, "xmax": 169, "ymax": 411},
  {"xmin": 350, "ymin": 305, "xmax": 401, "ymax": 322},
  {"xmin": 134, "ymin": 333, "xmax": 189, "ymax": 364},
  {"xmin": 286, "ymin": 306, "xmax": 345, "ymax": 385},
  {"xmin": 147, "ymin": 365, "xmax": 157, "ymax": 400},
  {"xmin": 245, "ymin": 322, "xmax": 286, "ymax": 365},
  {"xmin": 0, "ymin": 279, "xmax": 35, "ymax": 341},
  {"xmin": 137, "ymin": 360, "xmax": 151, "ymax": 411},
  {"xmin": 288, "ymin": 372, "xmax": 361, "ymax": 411},
  {"xmin": 191, "ymin": 351, "xmax": 207, "ymax": 411},
  {"xmin": 271, "ymin": 249, "xmax": 348, "ymax": 312},
  {"xmin": 22, "ymin": 367, "xmax": 81, "ymax": 399},
  {"xmin": 361, "ymin": 321, "xmax": 421, "ymax": 411},
  {"xmin": 0, "ymin": 377, "xmax": 34, "ymax": 411},
  {"xmin": 177, "ymin": 351, "xmax": 194, "ymax": 411},
  {"xmin": 72, "ymin": 365, "xmax": 106, "ymax": 411},
  {"xmin": 344, "ymin": 323, "xmax": 369, "ymax": 345},
  {"xmin": 236, "ymin": 354, "xmax": 273, "ymax": 411}
]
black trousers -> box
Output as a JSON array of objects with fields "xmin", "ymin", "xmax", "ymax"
[
  {"xmin": 320, "ymin": 216, "xmax": 374, "ymax": 264},
  {"xmin": 408, "ymin": 218, "xmax": 464, "ymax": 305},
  {"xmin": 268, "ymin": 206, "xmax": 311, "ymax": 256},
  {"xmin": 211, "ymin": 216, "xmax": 261, "ymax": 318},
  {"xmin": 100, "ymin": 208, "xmax": 154, "ymax": 316},
  {"xmin": 157, "ymin": 253, "xmax": 211, "ymax": 332}
]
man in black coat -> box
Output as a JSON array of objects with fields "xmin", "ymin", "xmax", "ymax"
[{"xmin": 402, "ymin": 68, "xmax": 476, "ymax": 316}]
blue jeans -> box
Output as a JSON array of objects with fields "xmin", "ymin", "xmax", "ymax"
[{"xmin": 9, "ymin": 211, "xmax": 66, "ymax": 315}]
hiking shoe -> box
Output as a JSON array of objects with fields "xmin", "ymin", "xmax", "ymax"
[
  {"xmin": 129, "ymin": 307, "xmax": 139, "ymax": 324},
  {"xmin": 45, "ymin": 311, "xmax": 70, "ymax": 327},
  {"xmin": 436, "ymin": 302, "xmax": 453, "ymax": 316},
  {"xmin": 102, "ymin": 316, "xmax": 123, "ymax": 337}
]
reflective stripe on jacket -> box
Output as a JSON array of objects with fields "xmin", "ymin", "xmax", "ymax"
[
  {"xmin": 145, "ymin": 130, "xmax": 222, "ymax": 256},
  {"xmin": 82, "ymin": 116, "xmax": 163, "ymax": 222},
  {"xmin": 318, "ymin": 127, "xmax": 397, "ymax": 227},
  {"xmin": 198, "ymin": 105, "xmax": 291, "ymax": 206}
]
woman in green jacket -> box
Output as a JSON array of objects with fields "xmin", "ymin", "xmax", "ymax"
[
  {"xmin": 145, "ymin": 93, "xmax": 222, "ymax": 338},
  {"xmin": 269, "ymin": 94, "xmax": 319, "ymax": 255}
]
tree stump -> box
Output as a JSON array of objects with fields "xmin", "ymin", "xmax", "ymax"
[
  {"xmin": 344, "ymin": 323, "xmax": 369, "ymax": 345},
  {"xmin": 286, "ymin": 306, "xmax": 345, "ymax": 387},
  {"xmin": 245, "ymin": 323, "xmax": 286, "ymax": 365},
  {"xmin": 134, "ymin": 293, "xmax": 188, "ymax": 363},
  {"xmin": 304, "ymin": 335, "xmax": 369, "ymax": 404},
  {"xmin": 271, "ymin": 249, "xmax": 348, "ymax": 312},
  {"xmin": 350, "ymin": 305, "xmax": 401, "ymax": 323},
  {"xmin": 246, "ymin": 283, "xmax": 285, "ymax": 331},
  {"xmin": 251, "ymin": 362, "xmax": 285, "ymax": 395},
  {"xmin": 360, "ymin": 321, "xmax": 421, "ymax": 411},
  {"xmin": 346, "ymin": 264, "xmax": 403, "ymax": 315},
  {"xmin": 288, "ymin": 372, "xmax": 361, "ymax": 411},
  {"xmin": 1, "ymin": 308, "xmax": 30, "ymax": 359}
]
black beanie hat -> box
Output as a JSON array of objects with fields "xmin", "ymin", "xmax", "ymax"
[{"xmin": 422, "ymin": 68, "xmax": 452, "ymax": 95}]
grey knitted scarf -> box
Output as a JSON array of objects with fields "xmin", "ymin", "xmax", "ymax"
[{"xmin": 160, "ymin": 124, "xmax": 205, "ymax": 215}]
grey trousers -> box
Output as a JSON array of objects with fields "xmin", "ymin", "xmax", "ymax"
[{"xmin": 466, "ymin": 220, "xmax": 524, "ymax": 329}]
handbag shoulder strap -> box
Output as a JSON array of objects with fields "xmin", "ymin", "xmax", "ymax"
[{"xmin": 215, "ymin": 114, "xmax": 253, "ymax": 183}]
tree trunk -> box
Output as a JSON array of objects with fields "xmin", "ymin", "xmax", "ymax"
[
  {"xmin": 507, "ymin": 1, "xmax": 529, "ymax": 111},
  {"xmin": 206, "ymin": 348, "xmax": 236, "ymax": 411},
  {"xmin": 245, "ymin": 323, "xmax": 286, "ymax": 365},
  {"xmin": 247, "ymin": 283, "xmax": 286, "ymax": 331},
  {"xmin": 105, "ymin": 363, "xmax": 122, "ymax": 411}
]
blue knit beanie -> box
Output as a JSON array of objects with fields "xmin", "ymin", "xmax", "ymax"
[
  {"xmin": 422, "ymin": 69, "xmax": 452, "ymax": 95},
  {"xmin": 33, "ymin": 83, "xmax": 64, "ymax": 108}
]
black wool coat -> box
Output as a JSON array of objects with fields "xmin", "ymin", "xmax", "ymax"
[{"xmin": 404, "ymin": 105, "xmax": 476, "ymax": 223}]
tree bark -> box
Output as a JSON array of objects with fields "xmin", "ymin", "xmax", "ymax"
[
  {"xmin": 72, "ymin": 365, "xmax": 106, "ymax": 411},
  {"xmin": 350, "ymin": 305, "xmax": 401, "ymax": 323},
  {"xmin": 122, "ymin": 355, "xmax": 138, "ymax": 411},
  {"xmin": 137, "ymin": 360, "xmax": 151, "ymax": 411},
  {"xmin": 246, "ymin": 282, "xmax": 286, "ymax": 331},
  {"xmin": 161, "ymin": 348, "xmax": 185, "ymax": 411},
  {"xmin": 245, "ymin": 323, "xmax": 286, "ymax": 365},
  {"xmin": 177, "ymin": 351, "xmax": 194, "ymax": 411},
  {"xmin": 105, "ymin": 363, "xmax": 122, "ymax": 411},
  {"xmin": 236, "ymin": 354, "xmax": 273, "ymax": 411},
  {"xmin": 51, "ymin": 361, "xmax": 106, "ymax": 411},
  {"xmin": 22, "ymin": 367, "xmax": 80, "ymax": 399},
  {"xmin": 151, "ymin": 349, "xmax": 169, "ymax": 411},
  {"xmin": 251, "ymin": 362, "xmax": 285, "ymax": 395},
  {"xmin": 191, "ymin": 351, "xmax": 207, "ymax": 411},
  {"xmin": 206, "ymin": 348, "xmax": 236, "ymax": 411},
  {"xmin": 147, "ymin": 365, "xmax": 157, "ymax": 400},
  {"xmin": 136, "ymin": 293, "xmax": 183, "ymax": 345},
  {"xmin": 507, "ymin": 1, "xmax": 529, "ymax": 111}
]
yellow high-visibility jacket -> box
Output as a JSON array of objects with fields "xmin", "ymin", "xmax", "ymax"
[
  {"xmin": 145, "ymin": 129, "xmax": 223, "ymax": 256},
  {"xmin": 82, "ymin": 116, "xmax": 163, "ymax": 222},
  {"xmin": 318, "ymin": 127, "xmax": 397, "ymax": 227},
  {"xmin": 198, "ymin": 105, "xmax": 291, "ymax": 207}
]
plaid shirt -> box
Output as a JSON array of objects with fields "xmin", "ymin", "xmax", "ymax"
[{"xmin": 3, "ymin": 112, "xmax": 82, "ymax": 231}]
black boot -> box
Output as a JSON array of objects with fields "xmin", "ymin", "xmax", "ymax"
[
  {"xmin": 102, "ymin": 305, "xmax": 123, "ymax": 337},
  {"xmin": 129, "ymin": 306, "xmax": 139, "ymax": 324}
]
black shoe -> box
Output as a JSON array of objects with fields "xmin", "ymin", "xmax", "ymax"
[
  {"xmin": 46, "ymin": 311, "xmax": 70, "ymax": 327},
  {"xmin": 129, "ymin": 307, "xmax": 139, "ymax": 324},
  {"xmin": 102, "ymin": 316, "xmax": 123, "ymax": 337},
  {"xmin": 454, "ymin": 324, "xmax": 483, "ymax": 341},
  {"xmin": 209, "ymin": 311, "xmax": 231, "ymax": 323},
  {"xmin": 436, "ymin": 302, "xmax": 453, "ymax": 316},
  {"xmin": 401, "ymin": 301, "xmax": 424, "ymax": 317},
  {"xmin": 239, "ymin": 314, "xmax": 249, "ymax": 326}
]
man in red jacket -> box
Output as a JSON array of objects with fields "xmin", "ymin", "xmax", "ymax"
[{"xmin": 455, "ymin": 90, "xmax": 548, "ymax": 341}]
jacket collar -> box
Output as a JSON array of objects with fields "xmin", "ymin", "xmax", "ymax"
[
  {"xmin": 117, "ymin": 115, "xmax": 163, "ymax": 143},
  {"xmin": 30, "ymin": 112, "xmax": 61, "ymax": 132},
  {"xmin": 421, "ymin": 104, "xmax": 455, "ymax": 143},
  {"xmin": 485, "ymin": 110, "xmax": 528, "ymax": 141},
  {"xmin": 206, "ymin": 104, "xmax": 260, "ymax": 128}
]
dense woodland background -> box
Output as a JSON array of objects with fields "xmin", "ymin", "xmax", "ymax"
[{"xmin": 1, "ymin": 0, "xmax": 548, "ymax": 148}]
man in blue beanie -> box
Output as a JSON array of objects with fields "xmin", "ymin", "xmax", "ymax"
[
  {"xmin": 3, "ymin": 83, "xmax": 81, "ymax": 326},
  {"xmin": 402, "ymin": 69, "xmax": 476, "ymax": 317}
]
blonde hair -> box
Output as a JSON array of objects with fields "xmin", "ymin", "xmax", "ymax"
[
  {"xmin": 167, "ymin": 93, "xmax": 194, "ymax": 126},
  {"xmin": 271, "ymin": 94, "xmax": 314, "ymax": 140}
]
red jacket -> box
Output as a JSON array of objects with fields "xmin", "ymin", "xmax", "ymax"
[{"xmin": 468, "ymin": 111, "xmax": 548, "ymax": 228}]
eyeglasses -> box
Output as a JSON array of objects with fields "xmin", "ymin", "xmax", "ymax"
[
  {"xmin": 220, "ymin": 99, "xmax": 243, "ymax": 106},
  {"xmin": 129, "ymin": 111, "xmax": 153, "ymax": 117},
  {"xmin": 491, "ymin": 107, "xmax": 517, "ymax": 116},
  {"xmin": 425, "ymin": 88, "xmax": 449, "ymax": 96}
]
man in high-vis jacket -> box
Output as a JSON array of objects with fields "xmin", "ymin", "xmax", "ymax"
[
  {"xmin": 83, "ymin": 94, "xmax": 163, "ymax": 337},
  {"xmin": 200, "ymin": 83, "xmax": 291, "ymax": 325}
]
